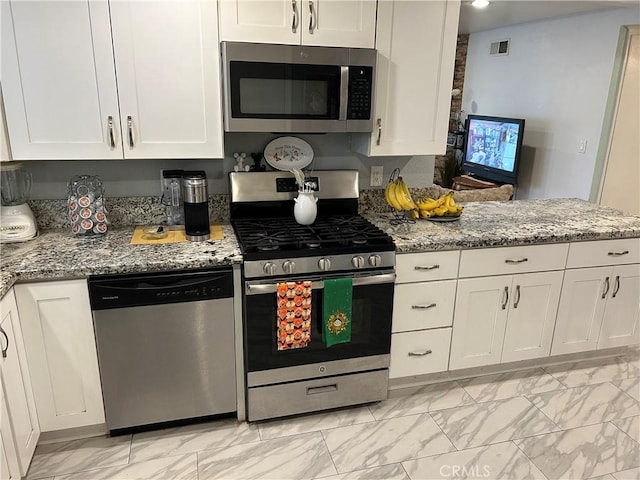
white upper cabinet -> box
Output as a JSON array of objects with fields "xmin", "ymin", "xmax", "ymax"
[
  {"xmin": 2, "ymin": 0, "xmax": 223, "ymax": 160},
  {"xmin": 1, "ymin": 1, "xmax": 121, "ymax": 160},
  {"xmin": 218, "ymin": 0, "xmax": 376, "ymax": 48},
  {"xmin": 352, "ymin": 0, "xmax": 460, "ymax": 156},
  {"xmin": 110, "ymin": 0, "xmax": 224, "ymax": 159}
]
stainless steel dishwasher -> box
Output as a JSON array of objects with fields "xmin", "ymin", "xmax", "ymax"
[{"xmin": 89, "ymin": 268, "xmax": 236, "ymax": 434}]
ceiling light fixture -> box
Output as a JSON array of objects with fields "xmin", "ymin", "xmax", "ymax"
[{"xmin": 471, "ymin": 0, "xmax": 490, "ymax": 8}]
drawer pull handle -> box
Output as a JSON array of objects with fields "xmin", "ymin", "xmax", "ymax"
[
  {"xmin": 415, "ymin": 265, "xmax": 440, "ymax": 271},
  {"xmin": 107, "ymin": 115, "xmax": 116, "ymax": 148},
  {"xmin": 307, "ymin": 384, "xmax": 337, "ymax": 395},
  {"xmin": 0, "ymin": 325, "xmax": 8, "ymax": 358},
  {"xmin": 602, "ymin": 276, "xmax": 610, "ymax": 299},
  {"xmin": 127, "ymin": 115, "xmax": 135, "ymax": 148},
  {"xmin": 608, "ymin": 250, "xmax": 629, "ymax": 256},
  {"xmin": 408, "ymin": 349, "xmax": 432, "ymax": 357},
  {"xmin": 612, "ymin": 275, "xmax": 620, "ymax": 298},
  {"xmin": 411, "ymin": 303, "xmax": 436, "ymax": 310},
  {"xmin": 505, "ymin": 258, "xmax": 528, "ymax": 264},
  {"xmin": 501, "ymin": 286, "xmax": 509, "ymax": 310},
  {"xmin": 291, "ymin": 0, "xmax": 298, "ymax": 32}
]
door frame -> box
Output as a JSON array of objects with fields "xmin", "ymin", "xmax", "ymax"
[{"xmin": 589, "ymin": 24, "xmax": 640, "ymax": 202}]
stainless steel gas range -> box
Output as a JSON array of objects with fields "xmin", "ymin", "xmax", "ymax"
[{"xmin": 230, "ymin": 170, "xmax": 396, "ymax": 421}]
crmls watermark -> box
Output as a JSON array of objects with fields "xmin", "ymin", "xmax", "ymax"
[{"xmin": 440, "ymin": 464, "xmax": 492, "ymax": 478}]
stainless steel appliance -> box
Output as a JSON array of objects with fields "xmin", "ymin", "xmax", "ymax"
[
  {"xmin": 89, "ymin": 268, "xmax": 236, "ymax": 434},
  {"xmin": 231, "ymin": 170, "xmax": 395, "ymax": 421},
  {"xmin": 222, "ymin": 42, "xmax": 376, "ymax": 133},
  {"xmin": 182, "ymin": 171, "xmax": 210, "ymax": 241}
]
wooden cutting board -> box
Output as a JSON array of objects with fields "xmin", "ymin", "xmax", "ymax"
[{"xmin": 130, "ymin": 225, "xmax": 224, "ymax": 245}]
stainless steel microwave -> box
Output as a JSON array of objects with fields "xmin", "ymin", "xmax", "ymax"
[{"xmin": 221, "ymin": 42, "xmax": 376, "ymax": 133}]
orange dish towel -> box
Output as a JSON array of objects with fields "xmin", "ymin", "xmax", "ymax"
[{"xmin": 277, "ymin": 281, "xmax": 312, "ymax": 351}]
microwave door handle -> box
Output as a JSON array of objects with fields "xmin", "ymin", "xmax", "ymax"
[{"xmin": 339, "ymin": 66, "xmax": 349, "ymax": 121}]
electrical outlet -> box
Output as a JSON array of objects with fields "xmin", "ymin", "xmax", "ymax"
[
  {"xmin": 578, "ymin": 140, "xmax": 587, "ymax": 154},
  {"xmin": 370, "ymin": 166, "xmax": 384, "ymax": 187}
]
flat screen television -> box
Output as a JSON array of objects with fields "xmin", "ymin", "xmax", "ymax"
[{"xmin": 462, "ymin": 115, "xmax": 525, "ymax": 185}]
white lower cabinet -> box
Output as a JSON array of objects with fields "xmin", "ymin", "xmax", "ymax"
[
  {"xmin": 1, "ymin": 288, "xmax": 39, "ymax": 478},
  {"xmin": 14, "ymin": 280, "xmax": 105, "ymax": 432},
  {"xmin": 390, "ymin": 328, "xmax": 451, "ymax": 379},
  {"xmin": 552, "ymin": 264, "xmax": 640, "ymax": 354},
  {"xmin": 1, "ymin": 384, "xmax": 21, "ymax": 480},
  {"xmin": 449, "ymin": 271, "xmax": 563, "ymax": 370}
]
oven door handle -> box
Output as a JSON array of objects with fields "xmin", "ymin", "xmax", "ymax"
[{"xmin": 246, "ymin": 272, "xmax": 396, "ymax": 295}]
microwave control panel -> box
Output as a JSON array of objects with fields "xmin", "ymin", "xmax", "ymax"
[{"xmin": 347, "ymin": 66, "xmax": 373, "ymax": 120}]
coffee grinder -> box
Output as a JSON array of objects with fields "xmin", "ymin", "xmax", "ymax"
[{"xmin": 182, "ymin": 171, "xmax": 210, "ymax": 241}]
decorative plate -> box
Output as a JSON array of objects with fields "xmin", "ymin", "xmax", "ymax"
[
  {"xmin": 264, "ymin": 137, "xmax": 314, "ymax": 171},
  {"xmin": 426, "ymin": 215, "xmax": 461, "ymax": 222}
]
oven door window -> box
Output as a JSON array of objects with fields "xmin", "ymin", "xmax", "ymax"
[
  {"xmin": 244, "ymin": 280, "xmax": 393, "ymax": 372},
  {"xmin": 229, "ymin": 62, "xmax": 341, "ymax": 120}
]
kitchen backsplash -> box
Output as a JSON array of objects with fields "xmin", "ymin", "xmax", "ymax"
[{"xmin": 30, "ymin": 195, "xmax": 230, "ymax": 230}]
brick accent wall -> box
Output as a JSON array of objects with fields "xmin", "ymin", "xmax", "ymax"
[{"xmin": 434, "ymin": 34, "xmax": 469, "ymax": 186}]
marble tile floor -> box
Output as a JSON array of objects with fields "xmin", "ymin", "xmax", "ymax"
[{"xmin": 27, "ymin": 351, "xmax": 640, "ymax": 480}]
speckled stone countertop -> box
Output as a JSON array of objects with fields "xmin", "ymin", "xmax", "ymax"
[
  {"xmin": 0, "ymin": 224, "xmax": 242, "ymax": 297},
  {"xmin": 367, "ymin": 198, "xmax": 640, "ymax": 253},
  {"xmin": 2, "ymin": 198, "xmax": 639, "ymax": 298}
]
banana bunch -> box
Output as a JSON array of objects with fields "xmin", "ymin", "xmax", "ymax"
[
  {"xmin": 416, "ymin": 192, "xmax": 464, "ymax": 219},
  {"xmin": 384, "ymin": 177, "xmax": 418, "ymax": 217}
]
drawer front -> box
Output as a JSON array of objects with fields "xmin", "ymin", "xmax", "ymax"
[
  {"xmin": 247, "ymin": 369, "xmax": 388, "ymax": 421},
  {"xmin": 392, "ymin": 280, "xmax": 456, "ymax": 332},
  {"xmin": 389, "ymin": 328, "xmax": 451, "ymax": 379},
  {"xmin": 567, "ymin": 238, "xmax": 640, "ymax": 268},
  {"xmin": 396, "ymin": 251, "xmax": 460, "ymax": 283},
  {"xmin": 459, "ymin": 244, "xmax": 569, "ymax": 278}
]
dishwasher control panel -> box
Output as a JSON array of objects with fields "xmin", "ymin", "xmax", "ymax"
[{"xmin": 88, "ymin": 268, "xmax": 234, "ymax": 310}]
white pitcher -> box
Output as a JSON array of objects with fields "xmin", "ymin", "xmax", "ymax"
[{"xmin": 294, "ymin": 191, "xmax": 318, "ymax": 225}]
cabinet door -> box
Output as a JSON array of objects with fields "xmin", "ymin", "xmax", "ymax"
[
  {"xmin": 0, "ymin": 289, "xmax": 39, "ymax": 475},
  {"xmin": 0, "ymin": 383, "xmax": 20, "ymax": 480},
  {"xmin": 14, "ymin": 280, "xmax": 105, "ymax": 432},
  {"xmin": 551, "ymin": 267, "xmax": 610, "ymax": 356},
  {"xmin": 501, "ymin": 271, "xmax": 563, "ymax": 363},
  {"xmin": 1, "ymin": 0, "xmax": 122, "ymax": 160},
  {"xmin": 218, "ymin": 0, "xmax": 300, "ymax": 45},
  {"xmin": 352, "ymin": 0, "xmax": 460, "ymax": 156},
  {"xmin": 598, "ymin": 264, "xmax": 640, "ymax": 348},
  {"xmin": 449, "ymin": 276, "xmax": 509, "ymax": 370},
  {"xmin": 110, "ymin": 0, "xmax": 224, "ymax": 159},
  {"xmin": 302, "ymin": 0, "xmax": 376, "ymax": 48}
]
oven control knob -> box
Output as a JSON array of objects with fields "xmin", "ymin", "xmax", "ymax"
[
  {"xmin": 318, "ymin": 258, "xmax": 331, "ymax": 271},
  {"xmin": 351, "ymin": 256, "xmax": 365, "ymax": 268},
  {"xmin": 368, "ymin": 254, "xmax": 382, "ymax": 267},
  {"xmin": 282, "ymin": 260, "xmax": 296, "ymax": 274},
  {"xmin": 263, "ymin": 262, "xmax": 276, "ymax": 275}
]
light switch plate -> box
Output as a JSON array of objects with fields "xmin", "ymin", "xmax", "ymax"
[{"xmin": 370, "ymin": 166, "xmax": 384, "ymax": 187}]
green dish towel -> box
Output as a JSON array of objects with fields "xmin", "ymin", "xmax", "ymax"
[{"xmin": 323, "ymin": 277, "xmax": 353, "ymax": 347}]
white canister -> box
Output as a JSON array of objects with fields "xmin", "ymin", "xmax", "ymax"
[{"xmin": 294, "ymin": 191, "xmax": 318, "ymax": 225}]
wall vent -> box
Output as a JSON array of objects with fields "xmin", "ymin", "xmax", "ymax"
[{"xmin": 490, "ymin": 39, "xmax": 510, "ymax": 56}]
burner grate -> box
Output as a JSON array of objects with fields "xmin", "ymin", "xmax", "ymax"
[{"xmin": 233, "ymin": 215, "xmax": 393, "ymax": 255}]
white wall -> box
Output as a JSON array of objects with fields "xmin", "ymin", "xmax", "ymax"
[
  {"xmin": 23, "ymin": 133, "xmax": 434, "ymax": 199},
  {"xmin": 462, "ymin": 7, "xmax": 639, "ymax": 200}
]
